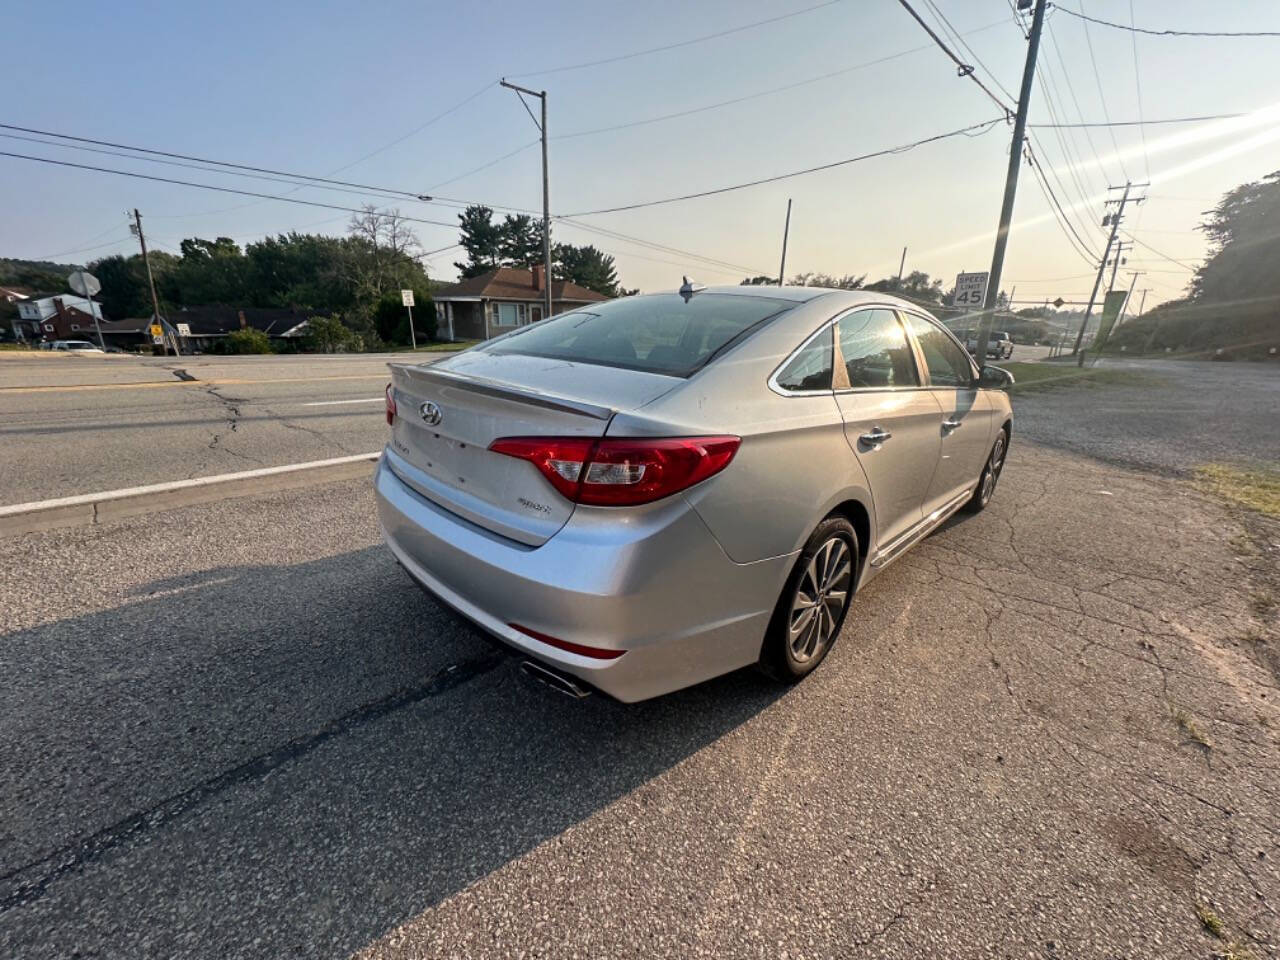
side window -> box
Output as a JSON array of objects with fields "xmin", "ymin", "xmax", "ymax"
[
  {"xmin": 904, "ymin": 313, "xmax": 975, "ymax": 388},
  {"xmin": 834, "ymin": 309, "xmax": 919, "ymax": 389},
  {"xmin": 774, "ymin": 327, "xmax": 833, "ymax": 392}
]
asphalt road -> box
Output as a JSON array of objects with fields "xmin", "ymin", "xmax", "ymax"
[
  {"xmin": 2, "ymin": 439, "xmax": 1277, "ymax": 957},
  {"xmin": 1013, "ymin": 358, "xmax": 1280, "ymax": 474},
  {"xmin": 0, "ymin": 345, "xmax": 1061, "ymax": 508},
  {"xmin": 0, "ymin": 352, "xmax": 409, "ymax": 505}
]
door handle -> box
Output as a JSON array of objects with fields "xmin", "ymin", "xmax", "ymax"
[
  {"xmin": 941, "ymin": 418, "xmax": 962, "ymax": 433},
  {"xmin": 859, "ymin": 427, "xmax": 892, "ymax": 446}
]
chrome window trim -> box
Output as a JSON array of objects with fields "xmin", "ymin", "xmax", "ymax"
[{"xmin": 768, "ymin": 302, "xmax": 926, "ymax": 398}]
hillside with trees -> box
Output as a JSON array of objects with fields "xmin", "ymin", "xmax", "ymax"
[{"xmin": 1108, "ymin": 170, "xmax": 1280, "ymax": 358}]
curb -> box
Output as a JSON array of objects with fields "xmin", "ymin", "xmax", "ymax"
[{"xmin": 0, "ymin": 453, "xmax": 381, "ymax": 537}]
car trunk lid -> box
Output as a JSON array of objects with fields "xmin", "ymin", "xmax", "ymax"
[{"xmin": 386, "ymin": 353, "xmax": 681, "ymax": 545}]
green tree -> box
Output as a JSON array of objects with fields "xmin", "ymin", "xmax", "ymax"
[
  {"xmin": 740, "ymin": 275, "xmax": 777, "ymax": 286},
  {"xmin": 89, "ymin": 252, "xmax": 179, "ymax": 318},
  {"xmin": 1193, "ymin": 170, "xmax": 1280, "ymax": 303},
  {"xmin": 499, "ymin": 214, "xmax": 543, "ymax": 267},
  {"xmin": 455, "ymin": 205, "xmax": 503, "ymax": 278},
  {"xmin": 865, "ymin": 270, "xmax": 942, "ymax": 303},
  {"xmin": 172, "ymin": 237, "xmax": 247, "ymax": 304},
  {"xmin": 553, "ymin": 243, "xmax": 618, "ymax": 296}
]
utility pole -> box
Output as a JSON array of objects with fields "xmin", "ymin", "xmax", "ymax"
[
  {"xmin": 1106, "ymin": 241, "xmax": 1131, "ymax": 296},
  {"xmin": 1136, "ymin": 288, "xmax": 1149, "ymax": 319},
  {"xmin": 500, "ymin": 79, "xmax": 552, "ymax": 321},
  {"xmin": 897, "ymin": 246, "xmax": 907, "ymax": 283},
  {"xmin": 777, "ymin": 198, "xmax": 792, "ymax": 286},
  {"xmin": 973, "ymin": 0, "xmax": 1048, "ymax": 366},
  {"xmin": 1072, "ymin": 182, "xmax": 1145, "ymax": 365},
  {"xmin": 130, "ymin": 208, "xmax": 178, "ymax": 355}
]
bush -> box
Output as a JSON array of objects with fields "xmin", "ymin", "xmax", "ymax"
[
  {"xmin": 303, "ymin": 314, "xmax": 357, "ymax": 353},
  {"xmin": 223, "ymin": 327, "xmax": 272, "ymax": 354}
]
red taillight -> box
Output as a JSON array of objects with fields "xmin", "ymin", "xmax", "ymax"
[
  {"xmin": 385, "ymin": 383, "xmax": 396, "ymax": 425},
  {"xmin": 489, "ymin": 435, "xmax": 740, "ymax": 506},
  {"xmin": 509, "ymin": 623, "xmax": 626, "ymax": 660}
]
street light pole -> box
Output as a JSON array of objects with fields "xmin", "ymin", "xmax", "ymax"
[
  {"xmin": 501, "ymin": 79, "xmax": 552, "ymax": 321},
  {"xmin": 973, "ymin": 0, "xmax": 1048, "ymax": 367}
]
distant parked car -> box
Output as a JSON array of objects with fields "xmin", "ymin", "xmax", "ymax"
[
  {"xmin": 377, "ymin": 286, "xmax": 1014, "ymax": 701},
  {"xmin": 51, "ymin": 340, "xmax": 104, "ymax": 353}
]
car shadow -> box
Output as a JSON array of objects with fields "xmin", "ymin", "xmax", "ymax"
[{"xmin": 0, "ymin": 546, "xmax": 784, "ymax": 957}]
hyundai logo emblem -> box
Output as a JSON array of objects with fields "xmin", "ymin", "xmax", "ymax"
[{"xmin": 418, "ymin": 401, "xmax": 443, "ymax": 426}]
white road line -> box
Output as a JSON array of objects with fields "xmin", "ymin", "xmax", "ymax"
[
  {"xmin": 301, "ymin": 397, "xmax": 384, "ymax": 406},
  {"xmin": 0, "ymin": 452, "xmax": 381, "ymax": 518}
]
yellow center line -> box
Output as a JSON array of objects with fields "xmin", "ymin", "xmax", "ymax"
[{"xmin": 0, "ymin": 374, "xmax": 389, "ymax": 395}]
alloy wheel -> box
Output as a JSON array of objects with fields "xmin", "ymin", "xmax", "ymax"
[
  {"xmin": 980, "ymin": 433, "xmax": 1006, "ymax": 505},
  {"xmin": 787, "ymin": 536, "xmax": 853, "ymax": 663}
]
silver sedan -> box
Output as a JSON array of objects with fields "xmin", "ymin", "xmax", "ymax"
[{"xmin": 375, "ymin": 286, "xmax": 1013, "ymax": 701}]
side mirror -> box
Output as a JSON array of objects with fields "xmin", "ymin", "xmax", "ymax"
[{"xmin": 979, "ymin": 364, "xmax": 1014, "ymax": 389}]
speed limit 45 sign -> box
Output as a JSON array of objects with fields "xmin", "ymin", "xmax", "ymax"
[{"xmin": 953, "ymin": 272, "xmax": 989, "ymax": 307}]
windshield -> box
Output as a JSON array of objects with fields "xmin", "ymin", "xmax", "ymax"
[{"xmin": 484, "ymin": 293, "xmax": 792, "ymax": 376}]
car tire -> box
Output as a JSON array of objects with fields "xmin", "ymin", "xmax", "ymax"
[
  {"xmin": 759, "ymin": 516, "xmax": 859, "ymax": 683},
  {"xmin": 964, "ymin": 428, "xmax": 1008, "ymax": 513}
]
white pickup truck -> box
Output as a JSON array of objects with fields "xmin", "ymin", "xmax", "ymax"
[{"xmin": 966, "ymin": 331, "xmax": 1013, "ymax": 360}]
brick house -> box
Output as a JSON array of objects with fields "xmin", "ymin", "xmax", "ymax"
[{"xmin": 12, "ymin": 293, "xmax": 105, "ymax": 343}]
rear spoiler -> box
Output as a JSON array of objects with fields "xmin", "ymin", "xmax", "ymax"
[{"xmin": 389, "ymin": 363, "xmax": 615, "ymax": 421}]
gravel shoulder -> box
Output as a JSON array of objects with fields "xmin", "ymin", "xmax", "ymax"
[{"xmin": 2, "ymin": 438, "xmax": 1277, "ymax": 958}]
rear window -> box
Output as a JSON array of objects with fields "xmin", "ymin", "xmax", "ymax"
[{"xmin": 484, "ymin": 293, "xmax": 791, "ymax": 377}]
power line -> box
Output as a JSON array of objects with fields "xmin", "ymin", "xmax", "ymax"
[
  {"xmin": 1023, "ymin": 142, "xmax": 1100, "ymax": 267},
  {"xmin": 1054, "ymin": 6, "xmax": 1280, "ymax": 38},
  {"xmin": 508, "ymin": 0, "xmax": 844, "ymax": 78},
  {"xmin": 554, "ymin": 20, "xmax": 1008, "ymax": 141},
  {"xmin": 0, "ymin": 121, "xmax": 437, "ymax": 202},
  {"xmin": 948, "ymin": 0, "xmax": 1103, "ymax": 247},
  {"xmin": 564, "ymin": 117, "xmax": 1004, "ymax": 216},
  {"xmin": 0, "ymin": 151, "xmax": 461, "ymax": 229},
  {"xmin": 893, "ymin": 0, "xmax": 1013, "ymax": 117},
  {"xmin": 328, "ymin": 81, "xmax": 497, "ymax": 174},
  {"xmin": 556, "ymin": 217, "xmax": 767, "ymax": 275},
  {"xmin": 0, "ymin": 122, "xmax": 539, "ymax": 217},
  {"xmin": 1045, "ymin": 20, "xmax": 1115, "ymax": 188},
  {"xmin": 1034, "ymin": 37, "xmax": 1107, "ymax": 201},
  {"xmin": 1120, "ymin": 231, "xmax": 1199, "ymax": 271},
  {"xmin": 1028, "ymin": 113, "xmax": 1245, "ymax": 129},
  {"xmin": 1008, "ymin": 271, "xmax": 1099, "ymax": 283},
  {"xmin": 1031, "ymin": 62, "xmax": 1102, "ymax": 230},
  {"xmin": 424, "ymin": 140, "xmax": 539, "ymax": 192},
  {"xmin": 921, "ymin": 0, "xmax": 1017, "ymax": 103},
  {"xmin": 1077, "ymin": 0, "xmax": 1129, "ymax": 181},
  {"xmin": 1128, "ymin": 0, "xmax": 1151, "ymax": 181},
  {"xmin": 0, "ymin": 130, "xmax": 439, "ymax": 208},
  {"xmin": 33, "ymin": 231, "xmax": 135, "ymax": 262}
]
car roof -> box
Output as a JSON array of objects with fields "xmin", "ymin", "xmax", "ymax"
[{"xmin": 654, "ymin": 285, "xmax": 938, "ymax": 311}]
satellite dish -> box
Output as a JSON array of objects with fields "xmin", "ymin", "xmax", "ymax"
[{"xmin": 68, "ymin": 270, "xmax": 102, "ymax": 298}]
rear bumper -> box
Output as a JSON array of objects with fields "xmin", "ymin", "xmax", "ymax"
[{"xmin": 374, "ymin": 451, "xmax": 791, "ymax": 701}]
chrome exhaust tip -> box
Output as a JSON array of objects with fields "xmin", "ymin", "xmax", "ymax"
[{"xmin": 519, "ymin": 660, "xmax": 591, "ymax": 699}]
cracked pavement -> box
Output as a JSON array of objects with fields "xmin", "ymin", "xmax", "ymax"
[
  {"xmin": 2, "ymin": 418, "xmax": 1277, "ymax": 957},
  {"xmin": 0, "ymin": 353, "xmax": 403, "ymax": 504}
]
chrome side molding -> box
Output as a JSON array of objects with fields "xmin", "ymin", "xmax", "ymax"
[{"xmin": 868, "ymin": 488, "xmax": 973, "ymax": 569}]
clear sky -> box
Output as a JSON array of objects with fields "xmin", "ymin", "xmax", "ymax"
[{"xmin": 5, "ymin": 0, "xmax": 1279, "ymax": 309}]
